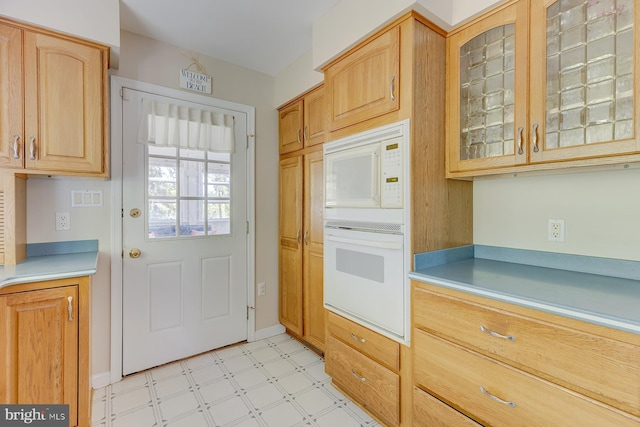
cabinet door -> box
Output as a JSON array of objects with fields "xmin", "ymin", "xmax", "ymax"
[
  {"xmin": 447, "ymin": 0, "xmax": 530, "ymax": 173},
  {"xmin": 530, "ymin": 0, "xmax": 640, "ymax": 163},
  {"xmin": 23, "ymin": 31, "xmax": 105, "ymax": 174},
  {"xmin": 303, "ymin": 150, "xmax": 325, "ymax": 351},
  {"xmin": 303, "ymin": 86, "xmax": 327, "ymax": 148},
  {"xmin": 279, "ymin": 100, "xmax": 304, "ymax": 154},
  {"xmin": 0, "ymin": 23, "xmax": 23, "ymax": 169},
  {"xmin": 279, "ymin": 156, "xmax": 303, "ymax": 335},
  {"xmin": 325, "ymin": 26, "xmax": 400, "ymax": 131},
  {"xmin": 0, "ymin": 286, "xmax": 79, "ymax": 426}
]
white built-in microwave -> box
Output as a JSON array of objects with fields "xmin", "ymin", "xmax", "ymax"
[{"xmin": 324, "ymin": 126, "xmax": 405, "ymax": 209}]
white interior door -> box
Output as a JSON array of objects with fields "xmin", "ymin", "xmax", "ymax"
[{"xmin": 121, "ymin": 88, "xmax": 248, "ymax": 375}]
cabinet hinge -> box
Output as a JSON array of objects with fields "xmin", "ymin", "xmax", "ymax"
[{"xmin": 121, "ymin": 208, "xmax": 124, "ymax": 218}]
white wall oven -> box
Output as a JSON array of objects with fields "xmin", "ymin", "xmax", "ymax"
[{"xmin": 323, "ymin": 120, "xmax": 411, "ymax": 344}]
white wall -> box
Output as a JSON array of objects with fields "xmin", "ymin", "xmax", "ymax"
[
  {"xmin": 274, "ymin": 50, "xmax": 323, "ymax": 108},
  {"xmin": 0, "ymin": 0, "xmax": 119, "ymax": 47},
  {"xmin": 311, "ymin": 0, "xmax": 506, "ymax": 71},
  {"xmin": 26, "ymin": 176, "xmax": 113, "ymax": 379},
  {"xmin": 474, "ymin": 166, "xmax": 640, "ymax": 261}
]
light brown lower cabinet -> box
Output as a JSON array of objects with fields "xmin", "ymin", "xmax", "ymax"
[
  {"xmin": 325, "ymin": 312, "xmax": 404, "ymax": 426},
  {"xmin": 413, "ymin": 386, "xmax": 481, "ymax": 427},
  {"xmin": 412, "ymin": 281, "xmax": 640, "ymax": 426},
  {"xmin": 0, "ymin": 276, "xmax": 91, "ymax": 427}
]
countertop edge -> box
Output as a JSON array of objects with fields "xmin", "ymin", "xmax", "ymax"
[
  {"xmin": 1, "ymin": 241, "xmax": 99, "ymax": 290},
  {"xmin": 409, "ymin": 269, "xmax": 640, "ymax": 335}
]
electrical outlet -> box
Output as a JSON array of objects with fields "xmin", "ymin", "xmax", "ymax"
[
  {"xmin": 257, "ymin": 282, "xmax": 266, "ymax": 296},
  {"xmin": 548, "ymin": 219, "xmax": 565, "ymax": 242},
  {"xmin": 56, "ymin": 212, "xmax": 71, "ymax": 231}
]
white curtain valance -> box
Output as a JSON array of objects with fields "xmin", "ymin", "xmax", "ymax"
[{"xmin": 137, "ymin": 98, "xmax": 235, "ymax": 153}]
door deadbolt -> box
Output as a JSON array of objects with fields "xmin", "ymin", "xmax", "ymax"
[
  {"xmin": 130, "ymin": 208, "xmax": 141, "ymax": 218},
  {"xmin": 129, "ymin": 248, "xmax": 141, "ymax": 258}
]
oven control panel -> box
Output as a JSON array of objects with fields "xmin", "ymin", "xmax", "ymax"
[{"xmin": 381, "ymin": 139, "xmax": 403, "ymax": 208}]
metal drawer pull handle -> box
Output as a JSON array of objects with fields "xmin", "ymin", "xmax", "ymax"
[
  {"xmin": 29, "ymin": 137, "xmax": 36, "ymax": 160},
  {"xmin": 532, "ymin": 123, "xmax": 539, "ymax": 153},
  {"xmin": 304, "ymin": 125, "xmax": 308, "ymax": 142},
  {"xmin": 350, "ymin": 333, "xmax": 366, "ymax": 343},
  {"xmin": 517, "ymin": 127, "xmax": 524, "ymax": 155},
  {"xmin": 480, "ymin": 325, "xmax": 515, "ymax": 341},
  {"xmin": 12, "ymin": 135, "xmax": 20, "ymax": 159},
  {"xmin": 297, "ymin": 129, "xmax": 302, "ymax": 144},
  {"xmin": 480, "ymin": 386, "xmax": 516, "ymax": 408},
  {"xmin": 67, "ymin": 296, "xmax": 74, "ymax": 322},
  {"xmin": 390, "ymin": 76, "xmax": 396, "ymax": 101},
  {"xmin": 351, "ymin": 369, "xmax": 366, "ymax": 382}
]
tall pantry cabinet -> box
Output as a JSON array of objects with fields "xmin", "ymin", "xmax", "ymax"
[{"xmin": 278, "ymin": 85, "xmax": 328, "ymax": 352}]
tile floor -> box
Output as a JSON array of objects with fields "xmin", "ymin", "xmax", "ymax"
[{"xmin": 92, "ymin": 333, "xmax": 381, "ymax": 426}]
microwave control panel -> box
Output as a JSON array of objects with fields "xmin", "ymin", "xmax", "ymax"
[{"xmin": 381, "ymin": 139, "xmax": 403, "ymax": 208}]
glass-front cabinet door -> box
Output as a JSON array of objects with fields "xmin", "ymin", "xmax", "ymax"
[
  {"xmin": 530, "ymin": 0, "xmax": 639, "ymax": 162},
  {"xmin": 447, "ymin": 0, "xmax": 530, "ymax": 173}
]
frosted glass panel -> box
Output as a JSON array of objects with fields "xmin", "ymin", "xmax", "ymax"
[
  {"xmin": 545, "ymin": 0, "xmax": 634, "ymax": 148},
  {"xmin": 460, "ymin": 24, "xmax": 516, "ymax": 160}
]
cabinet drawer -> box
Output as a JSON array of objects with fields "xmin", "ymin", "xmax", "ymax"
[
  {"xmin": 414, "ymin": 330, "xmax": 640, "ymax": 427},
  {"xmin": 325, "ymin": 335, "xmax": 399, "ymax": 426},
  {"xmin": 413, "ymin": 386, "xmax": 481, "ymax": 427},
  {"xmin": 327, "ymin": 311, "xmax": 399, "ymax": 371},
  {"xmin": 414, "ymin": 286, "xmax": 640, "ymax": 416}
]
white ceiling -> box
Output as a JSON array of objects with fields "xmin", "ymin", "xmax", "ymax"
[{"xmin": 119, "ymin": 0, "xmax": 342, "ymax": 77}]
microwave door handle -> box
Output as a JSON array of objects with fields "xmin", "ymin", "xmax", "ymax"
[{"xmin": 325, "ymin": 235, "xmax": 403, "ymax": 250}]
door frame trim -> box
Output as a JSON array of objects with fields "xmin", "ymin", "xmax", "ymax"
[{"xmin": 109, "ymin": 76, "xmax": 256, "ymax": 384}]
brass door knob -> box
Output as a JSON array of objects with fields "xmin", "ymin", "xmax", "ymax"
[
  {"xmin": 129, "ymin": 248, "xmax": 141, "ymax": 258},
  {"xmin": 130, "ymin": 208, "xmax": 141, "ymax": 218}
]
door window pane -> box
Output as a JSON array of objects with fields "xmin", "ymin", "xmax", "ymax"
[{"xmin": 147, "ymin": 147, "xmax": 231, "ymax": 239}]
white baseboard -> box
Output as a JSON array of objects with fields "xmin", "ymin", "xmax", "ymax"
[
  {"xmin": 92, "ymin": 372, "xmax": 112, "ymax": 389},
  {"xmin": 252, "ymin": 324, "xmax": 286, "ymax": 341}
]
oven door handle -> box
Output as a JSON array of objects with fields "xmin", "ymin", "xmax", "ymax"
[{"xmin": 325, "ymin": 235, "xmax": 403, "ymax": 250}]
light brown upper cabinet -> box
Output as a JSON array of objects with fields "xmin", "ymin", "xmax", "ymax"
[
  {"xmin": 278, "ymin": 85, "xmax": 327, "ymax": 154},
  {"xmin": 447, "ymin": 0, "xmax": 640, "ymax": 178},
  {"xmin": 324, "ymin": 26, "xmax": 400, "ymax": 131},
  {"xmin": 0, "ymin": 19, "xmax": 109, "ymax": 177}
]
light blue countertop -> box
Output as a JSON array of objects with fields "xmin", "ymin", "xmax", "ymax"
[
  {"xmin": 0, "ymin": 240, "xmax": 99, "ymax": 289},
  {"xmin": 409, "ymin": 245, "xmax": 640, "ymax": 335}
]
